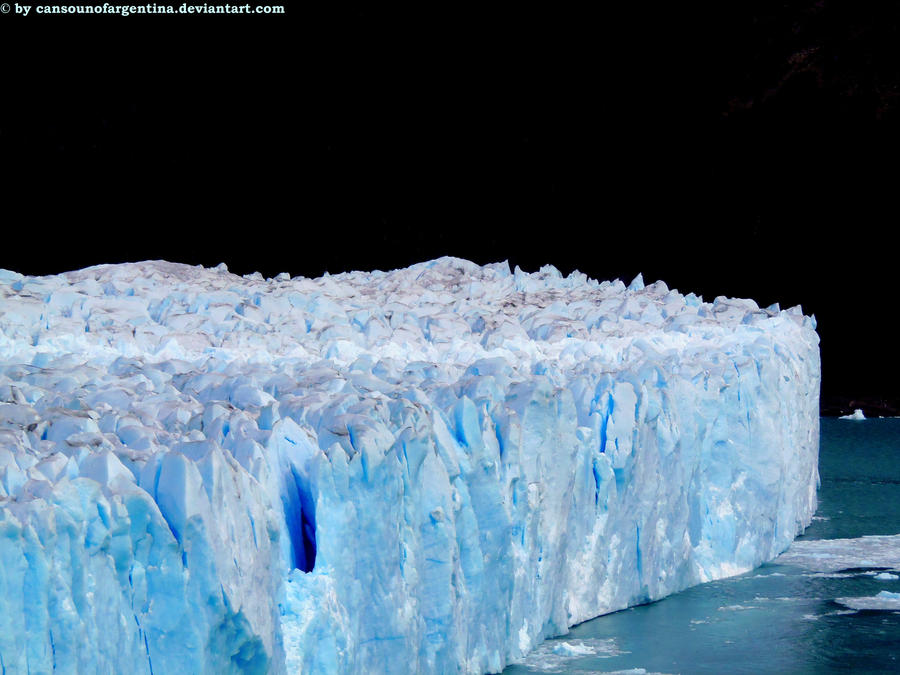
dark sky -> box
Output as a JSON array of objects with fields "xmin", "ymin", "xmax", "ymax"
[{"xmin": 2, "ymin": 3, "xmax": 898, "ymax": 403}]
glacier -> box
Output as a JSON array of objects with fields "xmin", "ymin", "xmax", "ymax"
[{"xmin": 0, "ymin": 258, "xmax": 820, "ymax": 674}]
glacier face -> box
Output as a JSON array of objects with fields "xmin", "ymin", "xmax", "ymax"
[{"xmin": 0, "ymin": 258, "xmax": 820, "ymax": 674}]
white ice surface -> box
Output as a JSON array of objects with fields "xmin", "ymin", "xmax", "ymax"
[
  {"xmin": 839, "ymin": 409, "xmax": 866, "ymax": 420},
  {"xmin": 512, "ymin": 637, "xmax": 625, "ymax": 672},
  {"xmin": 835, "ymin": 591, "xmax": 900, "ymax": 612},
  {"xmin": 776, "ymin": 534, "xmax": 900, "ymax": 573},
  {"xmin": 0, "ymin": 258, "xmax": 820, "ymax": 674}
]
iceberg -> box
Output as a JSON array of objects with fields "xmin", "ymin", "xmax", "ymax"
[
  {"xmin": 0, "ymin": 258, "xmax": 820, "ymax": 673},
  {"xmin": 776, "ymin": 534, "xmax": 900, "ymax": 574},
  {"xmin": 835, "ymin": 591, "xmax": 900, "ymax": 612}
]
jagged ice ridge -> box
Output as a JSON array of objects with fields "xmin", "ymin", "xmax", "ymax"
[{"xmin": 0, "ymin": 258, "xmax": 820, "ymax": 673}]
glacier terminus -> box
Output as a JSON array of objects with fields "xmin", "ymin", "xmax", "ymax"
[{"xmin": 0, "ymin": 258, "xmax": 820, "ymax": 674}]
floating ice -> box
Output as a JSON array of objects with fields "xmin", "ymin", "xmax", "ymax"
[
  {"xmin": 512, "ymin": 637, "xmax": 625, "ymax": 672},
  {"xmin": 0, "ymin": 258, "xmax": 821, "ymax": 674},
  {"xmin": 835, "ymin": 591, "xmax": 900, "ymax": 612},
  {"xmin": 839, "ymin": 409, "xmax": 866, "ymax": 420},
  {"xmin": 776, "ymin": 535, "xmax": 900, "ymax": 573}
]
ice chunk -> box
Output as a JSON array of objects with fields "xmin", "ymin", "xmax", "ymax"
[
  {"xmin": 0, "ymin": 257, "xmax": 821, "ymax": 674},
  {"xmin": 776, "ymin": 535, "xmax": 900, "ymax": 573},
  {"xmin": 835, "ymin": 591, "xmax": 900, "ymax": 612},
  {"xmin": 512, "ymin": 637, "xmax": 626, "ymax": 672},
  {"xmin": 840, "ymin": 408, "xmax": 866, "ymax": 420}
]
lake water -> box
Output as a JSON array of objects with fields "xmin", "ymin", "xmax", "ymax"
[{"xmin": 504, "ymin": 418, "xmax": 900, "ymax": 674}]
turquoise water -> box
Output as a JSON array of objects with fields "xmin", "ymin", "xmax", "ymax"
[{"xmin": 504, "ymin": 418, "xmax": 900, "ymax": 674}]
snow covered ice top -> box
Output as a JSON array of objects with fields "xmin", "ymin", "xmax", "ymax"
[
  {"xmin": 0, "ymin": 257, "xmax": 816, "ymax": 372},
  {"xmin": 0, "ymin": 258, "xmax": 820, "ymax": 674}
]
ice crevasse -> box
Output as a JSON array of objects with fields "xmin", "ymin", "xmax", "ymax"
[{"xmin": 0, "ymin": 258, "xmax": 820, "ymax": 674}]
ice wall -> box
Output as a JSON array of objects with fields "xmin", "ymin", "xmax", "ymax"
[{"xmin": 0, "ymin": 259, "xmax": 820, "ymax": 674}]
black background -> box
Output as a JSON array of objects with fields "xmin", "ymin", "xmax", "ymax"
[{"xmin": 2, "ymin": 2, "xmax": 898, "ymax": 412}]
